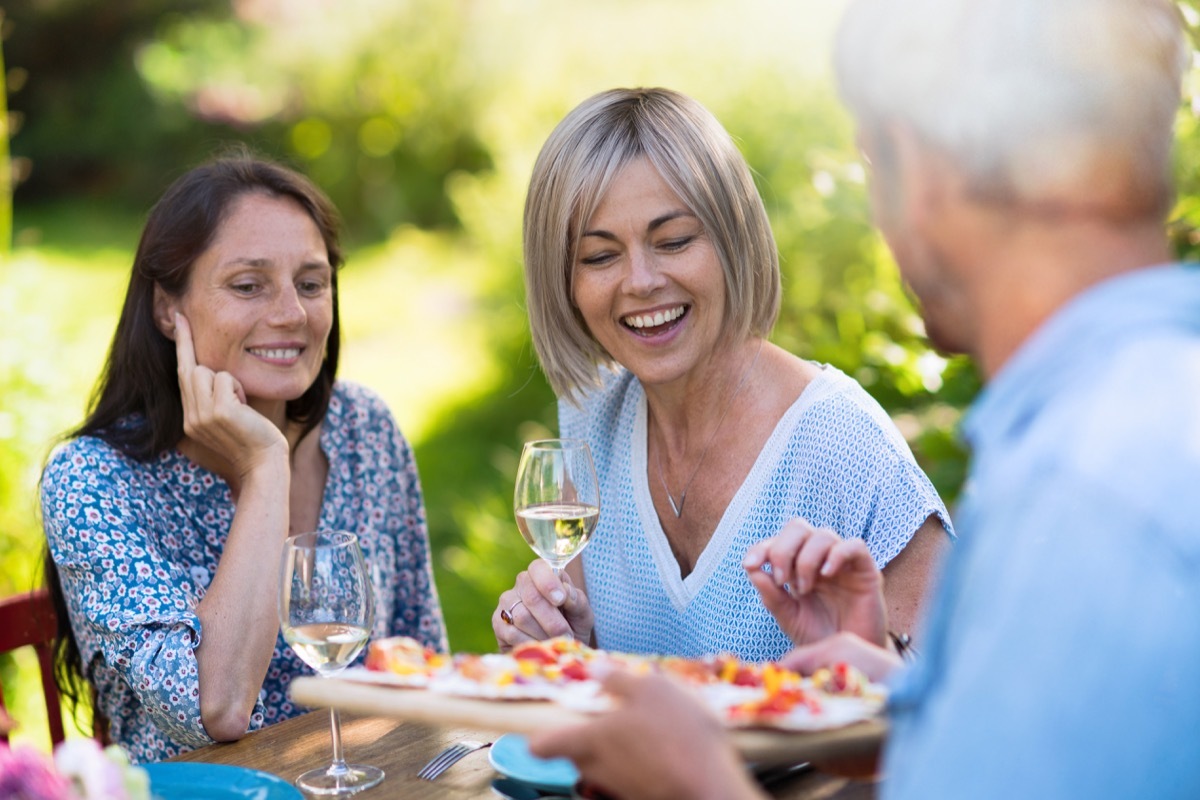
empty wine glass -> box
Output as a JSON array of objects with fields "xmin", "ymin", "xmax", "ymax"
[
  {"xmin": 513, "ymin": 438, "xmax": 600, "ymax": 577},
  {"xmin": 280, "ymin": 530, "xmax": 383, "ymax": 795}
]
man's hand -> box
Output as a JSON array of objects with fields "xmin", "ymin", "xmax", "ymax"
[{"xmin": 529, "ymin": 670, "xmax": 765, "ymax": 800}]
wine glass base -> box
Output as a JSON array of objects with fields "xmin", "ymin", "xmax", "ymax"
[{"xmin": 296, "ymin": 764, "xmax": 385, "ymax": 796}]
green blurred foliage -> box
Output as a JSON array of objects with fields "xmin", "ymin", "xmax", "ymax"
[
  {"xmin": 2, "ymin": 0, "xmax": 228, "ymax": 203},
  {"xmin": 13, "ymin": 0, "xmax": 1200, "ymax": 746},
  {"xmin": 1171, "ymin": 3, "xmax": 1200, "ymax": 261},
  {"xmin": 4, "ymin": 0, "xmax": 491, "ymax": 244}
]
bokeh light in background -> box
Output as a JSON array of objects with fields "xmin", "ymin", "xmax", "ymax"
[
  {"xmin": 1, "ymin": 0, "xmax": 992, "ymax": 752},
  {"xmin": 18, "ymin": 0, "xmax": 1200, "ymax": 756}
]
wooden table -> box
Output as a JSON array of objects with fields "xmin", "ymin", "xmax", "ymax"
[{"xmin": 167, "ymin": 710, "xmax": 880, "ymax": 799}]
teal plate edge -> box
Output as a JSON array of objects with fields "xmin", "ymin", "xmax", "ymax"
[
  {"xmin": 487, "ymin": 732, "xmax": 580, "ymax": 794},
  {"xmin": 143, "ymin": 762, "xmax": 303, "ymax": 800}
]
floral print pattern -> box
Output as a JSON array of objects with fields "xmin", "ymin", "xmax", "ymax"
[{"xmin": 41, "ymin": 381, "xmax": 445, "ymax": 764}]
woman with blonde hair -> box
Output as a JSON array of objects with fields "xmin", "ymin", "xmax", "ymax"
[{"xmin": 493, "ymin": 87, "xmax": 951, "ymax": 660}]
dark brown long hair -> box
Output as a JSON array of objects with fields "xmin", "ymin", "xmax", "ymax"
[{"xmin": 46, "ymin": 147, "xmax": 344, "ymax": 717}]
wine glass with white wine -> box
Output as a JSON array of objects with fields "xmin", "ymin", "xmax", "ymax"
[
  {"xmin": 513, "ymin": 438, "xmax": 600, "ymax": 577},
  {"xmin": 279, "ymin": 530, "xmax": 383, "ymax": 795}
]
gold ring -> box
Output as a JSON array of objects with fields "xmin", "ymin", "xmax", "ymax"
[{"xmin": 500, "ymin": 600, "xmax": 522, "ymax": 625}]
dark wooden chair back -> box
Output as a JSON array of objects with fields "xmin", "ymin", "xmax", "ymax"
[{"xmin": 0, "ymin": 588, "xmax": 67, "ymax": 746}]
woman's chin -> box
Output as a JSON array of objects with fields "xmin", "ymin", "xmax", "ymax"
[{"xmin": 244, "ymin": 384, "xmax": 314, "ymax": 413}]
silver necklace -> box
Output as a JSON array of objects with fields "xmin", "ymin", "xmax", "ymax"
[{"xmin": 654, "ymin": 341, "xmax": 764, "ymax": 518}]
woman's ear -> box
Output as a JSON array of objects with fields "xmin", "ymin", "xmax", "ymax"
[{"xmin": 152, "ymin": 285, "xmax": 178, "ymax": 341}]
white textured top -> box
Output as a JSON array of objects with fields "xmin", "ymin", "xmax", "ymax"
[{"xmin": 561, "ymin": 364, "xmax": 952, "ymax": 661}]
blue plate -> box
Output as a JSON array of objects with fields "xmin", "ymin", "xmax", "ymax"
[
  {"xmin": 143, "ymin": 763, "xmax": 303, "ymax": 800},
  {"xmin": 491, "ymin": 776, "xmax": 548, "ymax": 799},
  {"xmin": 487, "ymin": 733, "xmax": 579, "ymax": 795}
]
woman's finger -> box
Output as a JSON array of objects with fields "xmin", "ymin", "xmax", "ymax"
[
  {"xmin": 820, "ymin": 538, "xmax": 875, "ymax": 579},
  {"xmin": 494, "ymin": 611, "xmax": 542, "ymax": 648},
  {"xmin": 495, "ymin": 577, "xmax": 556, "ymax": 641},
  {"xmin": 528, "ymin": 558, "xmax": 571, "ymax": 606},
  {"xmin": 494, "ymin": 589, "xmax": 543, "ymax": 647},
  {"xmin": 747, "ymin": 565, "xmax": 794, "ymax": 616},
  {"xmin": 789, "ymin": 529, "xmax": 838, "ymax": 595},
  {"xmin": 758, "ymin": 519, "xmax": 819, "ymax": 588},
  {"xmin": 779, "ymin": 632, "xmax": 902, "ymax": 683},
  {"xmin": 506, "ymin": 599, "xmax": 552, "ymax": 640},
  {"xmin": 213, "ymin": 371, "xmax": 248, "ymax": 411},
  {"xmin": 515, "ymin": 569, "xmax": 574, "ymax": 639},
  {"xmin": 174, "ymin": 313, "xmax": 198, "ymax": 371}
]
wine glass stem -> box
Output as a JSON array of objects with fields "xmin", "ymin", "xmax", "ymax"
[{"xmin": 326, "ymin": 707, "xmax": 351, "ymax": 776}]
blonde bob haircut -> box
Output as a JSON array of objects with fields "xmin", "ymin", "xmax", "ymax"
[{"xmin": 523, "ymin": 87, "xmax": 780, "ymax": 402}]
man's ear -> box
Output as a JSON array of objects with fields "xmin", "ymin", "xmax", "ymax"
[{"xmin": 152, "ymin": 284, "xmax": 178, "ymax": 341}]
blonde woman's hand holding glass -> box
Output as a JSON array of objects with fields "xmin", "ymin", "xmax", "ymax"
[{"xmin": 495, "ymin": 439, "xmax": 599, "ymax": 650}]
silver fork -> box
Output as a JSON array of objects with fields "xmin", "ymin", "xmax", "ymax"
[{"xmin": 416, "ymin": 739, "xmax": 492, "ymax": 780}]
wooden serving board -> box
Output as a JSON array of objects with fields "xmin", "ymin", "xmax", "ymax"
[{"xmin": 289, "ymin": 676, "xmax": 887, "ymax": 766}]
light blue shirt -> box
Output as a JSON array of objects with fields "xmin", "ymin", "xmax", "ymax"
[{"xmin": 884, "ymin": 265, "xmax": 1200, "ymax": 798}]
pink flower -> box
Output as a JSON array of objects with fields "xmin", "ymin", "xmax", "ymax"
[
  {"xmin": 0, "ymin": 743, "xmax": 72, "ymax": 800},
  {"xmin": 0, "ymin": 739, "xmax": 150, "ymax": 800}
]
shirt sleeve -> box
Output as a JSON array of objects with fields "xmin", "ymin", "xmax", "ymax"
[
  {"xmin": 801, "ymin": 387, "xmax": 954, "ymax": 568},
  {"xmin": 884, "ymin": 469, "xmax": 1200, "ymax": 799},
  {"xmin": 40, "ymin": 441, "xmax": 219, "ymax": 749},
  {"xmin": 862, "ymin": 456, "xmax": 954, "ymax": 567}
]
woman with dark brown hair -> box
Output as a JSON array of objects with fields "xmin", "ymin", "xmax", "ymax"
[{"xmin": 41, "ymin": 149, "xmax": 444, "ymax": 763}]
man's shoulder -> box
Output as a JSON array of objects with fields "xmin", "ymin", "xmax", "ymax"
[
  {"xmin": 1038, "ymin": 334, "xmax": 1200, "ymax": 533},
  {"xmin": 1068, "ymin": 334, "xmax": 1200, "ymax": 457}
]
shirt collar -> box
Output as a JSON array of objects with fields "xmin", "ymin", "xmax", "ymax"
[{"xmin": 962, "ymin": 263, "xmax": 1200, "ymax": 453}]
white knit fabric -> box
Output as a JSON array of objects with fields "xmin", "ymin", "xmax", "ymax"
[{"xmin": 562, "ymin": 364, "xmax": 952, "ymax": 661}]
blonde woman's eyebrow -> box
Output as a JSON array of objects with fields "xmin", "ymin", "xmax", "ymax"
[{"xmin": 580, "ymin": 210, "xmax": 697, "ymax": 240}]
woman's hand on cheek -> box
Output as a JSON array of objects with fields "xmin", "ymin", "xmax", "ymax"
[{"xmin": 174, "ymin": 313, "xmax": 288, "ymax": 477}]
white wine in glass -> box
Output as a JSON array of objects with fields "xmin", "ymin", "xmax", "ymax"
[
  {"xmin": 280, "ymin": 530, "xmax": 383, "ymax": 795},
  {"xmin": 514, "ymin": 439, "xmax": 600, "ymax": 575},
  {"xmin": 284, "ymin": 622, "xmax": 371, "ymax": 673}
]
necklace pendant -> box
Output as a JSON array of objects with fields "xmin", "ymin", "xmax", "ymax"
[
  {"xmin": 667, "ymin": 491, "xmax": 684, "ymax": 518},
  {"xmin": 653, "ymin": 340, "xmax": 762, "ymax": 524}
]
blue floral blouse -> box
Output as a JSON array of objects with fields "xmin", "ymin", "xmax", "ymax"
[{"xmin": 41, "ymin": 381, "xmax": 446, "ymax": 764}]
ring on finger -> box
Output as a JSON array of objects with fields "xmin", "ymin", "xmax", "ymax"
[{"xmin": 500, "ymin": 599, "xmax": 523, "ymax": 625}]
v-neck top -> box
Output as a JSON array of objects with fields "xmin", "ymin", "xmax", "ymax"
[
  {"xmin": 561, "ymin": 364, "xmax": 951, "ymax": 660},
  {"xmin": 41, "ymin": 381, "xmax": 445, "ymax": 764}
]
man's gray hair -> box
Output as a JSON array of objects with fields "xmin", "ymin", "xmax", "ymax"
[{"xmin": 835, "ymin": 0, "xmax": 1188, "ymax": 216}]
